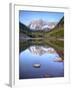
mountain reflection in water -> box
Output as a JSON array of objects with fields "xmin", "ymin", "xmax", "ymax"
[
  {"xmin": 29, "ymin": 46, "xmax": 58, "ymax": 55},
  {"xmin": 19, "ymin": 45, "xmax": 64, "ymax": 79}
]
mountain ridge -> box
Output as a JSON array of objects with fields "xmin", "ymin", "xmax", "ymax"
[
  {"xmin": 19, "ymin": 16, "xmax": 64, "ymax": 38},
  {"xmin": 28, "ymin": 19, "xmax": 57, "ymax": 31}
]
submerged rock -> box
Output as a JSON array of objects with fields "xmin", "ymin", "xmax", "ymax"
[{"xmin": 33, "ymin": 64, "xmax": 41, "ymax": 68}]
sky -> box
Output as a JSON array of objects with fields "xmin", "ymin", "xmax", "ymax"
[{"xmin": 19, "ymin": 10, "xmax": 64, "ymax": 25}]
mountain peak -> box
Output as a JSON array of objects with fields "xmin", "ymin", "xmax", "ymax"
[{"xmin": 28, "ymin": 19, "xmax": 57, "ymax": 31}]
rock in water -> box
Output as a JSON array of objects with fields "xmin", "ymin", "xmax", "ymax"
[{"xmin": 33, "ymin": 64, "xmax": 41, "ymax": 68}]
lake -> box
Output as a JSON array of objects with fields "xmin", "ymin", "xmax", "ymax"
[{"xmin": 19, "ymin": 39, "xmax": 64, "ymax": 79}]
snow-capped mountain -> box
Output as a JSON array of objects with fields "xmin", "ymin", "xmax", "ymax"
[{"xmin": 28, "ymin": 19, "xmax": 57, "ymax": 31}]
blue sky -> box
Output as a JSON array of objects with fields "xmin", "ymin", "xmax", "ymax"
[{"xmin": 19, "ymin": 10, "xmax": 64, "ymax": 25}]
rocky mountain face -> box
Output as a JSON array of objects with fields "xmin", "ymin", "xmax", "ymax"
[{"xmin": 28, "ymin": 19, "xmax": 57, "ymax": 31}]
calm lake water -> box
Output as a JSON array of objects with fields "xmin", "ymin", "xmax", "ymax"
[{"xmin": 19, "ymin": 39, "xmax": 64, "ymax": 79}]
